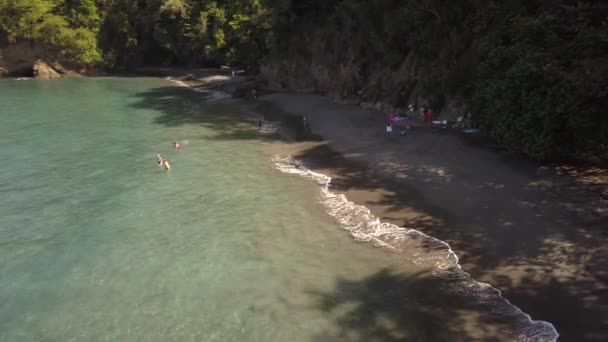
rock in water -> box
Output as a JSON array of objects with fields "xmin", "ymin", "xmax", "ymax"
[{"xmin": 33, "ymin": 60, "xmax": 62, "ymax": 79}]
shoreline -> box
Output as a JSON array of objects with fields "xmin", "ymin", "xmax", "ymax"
[
  {"xmin": 5, "ymin": 74, "xmax": 600, "ymax": 340},
  {"xmin": 253, "ymin": 93, "xmax": 607, "ymax": 341},
  {"xmin": 271, "ymin": 154, "xmax": 558, "ymax": 341},
  {"xmin": 138, "ymin": 67, "xmax": 256, "ymax": 97},
  {"xmin": 2, "ymin": 67, "xmax": 257, "ymax": 97},
  {"xmin": 159, "ymin": 76, "xmax": 606, "ymax": 340},
  {"xmin": 213, "ymin": 90, "xmax": 560, "ymax": 340},
  {"xmin": 6, "ymin": 66, "xmax": 605, "ymax": 340}
]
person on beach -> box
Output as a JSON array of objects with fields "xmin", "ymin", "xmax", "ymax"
[
  {"xmin": 419, "ymin": 105, "xmax": 427, "ymax": 121},
  {"xmin": 426, "ymin": 108, "xmax": 434, "ymax": 123},
  {"xmin": 386, "ymin": 122, "xmax": 393, "ymax": 136},
  {"xmin": 173, "ymin": 141, "xmax": 181, "ymax": 153},
  {"xmin": 302, "ymin": 115, "xmax": 311, "ymax": 132},
  {"xmin": 258, "ymin": 120, "xmax": 263, "ymax": 131}
]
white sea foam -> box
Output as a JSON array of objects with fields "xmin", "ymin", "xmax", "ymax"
[
  {"xmin": 167, "ymin": 79, "xmax": 231, "ymax": 102},
  {"xmin": 272, "ymin": 155, "xmax": 559, "ymax": 342},
  {"xmin": 168, "ymin": 79, "xmax": 188, "ymax": 87}
]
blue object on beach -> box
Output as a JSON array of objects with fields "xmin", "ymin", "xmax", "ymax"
[{"xmin": 463, "ymin": 129, "xmax": 480, "ymax": 134}]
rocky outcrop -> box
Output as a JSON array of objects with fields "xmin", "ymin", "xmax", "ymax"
[
  {"xmin": 0, "ymin": 42, "xmax": 81, "ymax": 78},
  {"xmin": 32, "ymin": 60, "xmax": 62, "ymax": 79}
]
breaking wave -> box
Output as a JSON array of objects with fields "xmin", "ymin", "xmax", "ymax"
[{"xmin": 272, "ymin": 155, "xmax": 559, "ymax": 342}]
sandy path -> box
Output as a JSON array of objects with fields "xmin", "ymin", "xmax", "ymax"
[{"xmin": 260, "ymin": 93, "xmax": 608, "ymax": 342}]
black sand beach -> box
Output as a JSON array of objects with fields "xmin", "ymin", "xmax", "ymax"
[{"xmin": 258, "ymin": 93, "xmax": 607, "ymax": 342}]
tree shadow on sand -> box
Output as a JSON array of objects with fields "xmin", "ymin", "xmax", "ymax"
[
  {"xmin": 308, "ymin": 268, "xmax": 559, "ymax": 342},
  {"xmin": 292, "ymin": 143, "xmax": 608, "ymax": 342}
]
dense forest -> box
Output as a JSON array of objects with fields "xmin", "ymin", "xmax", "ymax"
[
  {"xmin": 0, "ymin": 0, "xmax": 606, "ymax": 161},
  {"xmin": 0, "ymin": 0, "xmax": 271, "ymax": 67}
]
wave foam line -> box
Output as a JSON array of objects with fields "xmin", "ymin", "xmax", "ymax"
[
  {"xmin": 166, "ymin": 78, "xmax": 188, "ymax": 87},
  {"xmin": 272, "ymin": 155, "xmax": 559, "ymax": 342},
  {"xmin": 166, "ymin": 78, "xmax": 231, "ymax": 101}
]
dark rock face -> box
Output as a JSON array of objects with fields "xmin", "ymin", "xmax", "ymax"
[{"xmin": 0, "ymin": 42, "xmax": 77, "ymax": 78}]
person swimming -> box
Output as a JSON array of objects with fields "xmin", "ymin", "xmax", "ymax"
[
  {"xmin": 156, "ymin": 154, "xmax": 164, "ymax": 167},
  {"xmin": 173, "ymin": 141, "xmax": 181, "ymax": 153},
  {"xmin": 162, "ymin": 158, "xmax": 171, "ymax": 171}
]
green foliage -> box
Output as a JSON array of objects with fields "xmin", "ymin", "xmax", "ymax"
[
  {"xmin": 471, "ymin": 3, "xmax": 608, "ymax": 161},
  {"xmin": 0, "ymin": 0, "xmax": 271, "ymax": 69},
  {"xmin": 0, "ymin": 0, "xmax": 59, "ymax": 42},
  {"xmin": 65, "ymin": 0, "xmax": 101, "ymax": 30},
  {"xmin": 266, "ymin": 0, "xmax": 608, "ymax": 161},
  {"xmin": 0, "ymin": 0, "xmax": 605, "ymax": 161},
  {"xmin": 0, "ymin": 0, "xmax": 102, "ymax": 63}
]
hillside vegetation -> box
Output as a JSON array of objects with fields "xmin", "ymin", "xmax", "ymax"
[{"xmin": 0, "ymin": 0, "xmax": 606, "ymax": 161}]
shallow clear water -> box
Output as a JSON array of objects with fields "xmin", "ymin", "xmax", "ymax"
[{"xmin": 0, "ymin": 78, "xmax": 555, "ymax": 341}]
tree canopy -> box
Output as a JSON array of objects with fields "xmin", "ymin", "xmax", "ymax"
[
  {"xmin": 0, "ymin": 0, "xmax": 272, "ymax": 68},
  {"xmin": 0, "ymin": 0, "xmax": 606, "ymax": 161}
]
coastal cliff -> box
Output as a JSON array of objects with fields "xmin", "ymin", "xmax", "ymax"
[{"xmin": 0, "ymin": 42, "xmax": 82, "ymax": 78}]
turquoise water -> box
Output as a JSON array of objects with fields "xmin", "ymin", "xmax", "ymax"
[{"xmin": 0, "ymin": 78, "xmax": 555, "ymax": 341}]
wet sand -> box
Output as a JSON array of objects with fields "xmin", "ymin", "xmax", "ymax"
[{"xmin": 258, "ymin": 93, "xmax": 608, "ymax": 342}]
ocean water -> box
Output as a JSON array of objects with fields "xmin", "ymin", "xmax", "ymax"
[{"xmin": 0, "ymin": 78, "xmax": 557, "ymax": 341}]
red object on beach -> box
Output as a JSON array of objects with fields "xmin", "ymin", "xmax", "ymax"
[
  {"xmin": 426, "ymin": 110, "xmax": 434, "ymax": 123},
  {"xmin": 387, "ymin": 114, "xmax": 399, "ymax": 122}
]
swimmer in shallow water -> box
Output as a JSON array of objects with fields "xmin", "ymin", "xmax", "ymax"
[
  {"xmin": 156, "ymin": 154, "xmax": 164, "ymax": 167},
  {"xmin": 173, "ymin": 141, "xmax": 182, "ymax": 153},
  {"xmin": 162, "ymin": 159, "xmax": 171, "ymax": 171}
]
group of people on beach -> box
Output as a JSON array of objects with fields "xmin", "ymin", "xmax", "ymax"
[
  {"xmin": 156, "ymin": 140, "xmax": 188, "ymax": 172},
  {"xmin": 386, "ymin": 117, "xmax": 411, "ymax": 137},
  {"xmin": 385, "ymin": 103, "xmax": 437, "ymax": 138}
]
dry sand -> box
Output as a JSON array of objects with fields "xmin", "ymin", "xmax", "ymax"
[{"xmin": 259, "ymin": 93, "xmax": 608, "ymax": 342}]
